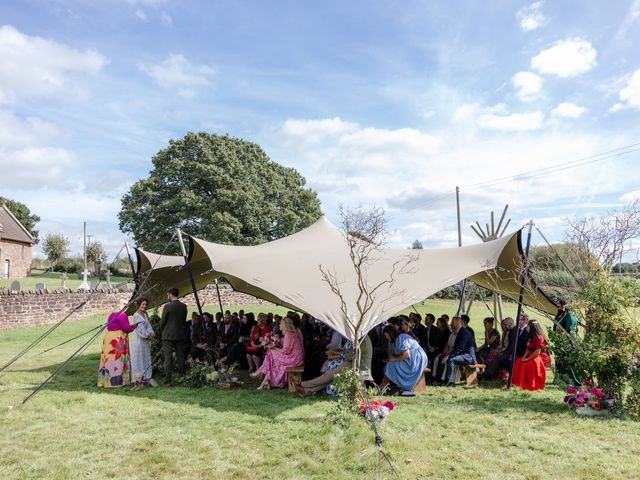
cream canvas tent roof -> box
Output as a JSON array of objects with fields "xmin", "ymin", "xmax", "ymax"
[{"xmin": 132, "ymin": 217, "xmax": 556, "ymax": 340}]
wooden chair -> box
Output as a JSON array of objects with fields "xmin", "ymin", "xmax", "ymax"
[
  {"xmin": 412, "ymin": 367, "xmax": 431, "ymax": 393},
  {"xmin": 462, "ymin": 364, "xmax": 485, "ymax": 386},
  {"xmin": 286, "ymin": 366, "xmax": 304, "ymax": 393}
]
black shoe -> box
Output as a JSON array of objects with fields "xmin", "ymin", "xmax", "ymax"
[{"xmin": 444, "ymin": 382, "xmax": 455, "ymax": 387}]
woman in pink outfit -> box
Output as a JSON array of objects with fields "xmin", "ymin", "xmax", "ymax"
[{"xmin": 256, "ymin": 317, "xmax": 304, "ymax": 389}]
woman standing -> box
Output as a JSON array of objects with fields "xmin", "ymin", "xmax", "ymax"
[
  {"xmin": 130, "ymin": 298, "xmax": 157, "ymax": 390},
  {"xmin": 381, "ymin": 326, "xmax": 428, "ymax": 393},
  {"xmin": 97, "ymin": 300, "xmax": 137, "ymax": 388},
  {"xmin": 254, "ymin": 317, "xmax": 304, "ymax": 390},
  {"xmin": 512, "ymin": 320, "xmax": 548, "ymax": 391}
]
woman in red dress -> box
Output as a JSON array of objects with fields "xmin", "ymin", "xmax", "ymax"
[
  {"xmin": 246, "ymin": 313, "xmax": 272, "ymax": 373},
  {"xmin": 512, "ymin": 320, "xmax": 548, "ymax": 391}
]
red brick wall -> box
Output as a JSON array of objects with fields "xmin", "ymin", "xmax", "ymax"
[
  {"xmin": 0, "ymin": 285, "xmax": 272, "ymax": 329},
  {"xmin": 0, "ymin": 239, "xmax": 32, "ymax": 278}
]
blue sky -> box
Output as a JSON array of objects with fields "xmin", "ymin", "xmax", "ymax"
[{"xmin": 1, "ymin": 0, "xmax": 640, "ymax": 258}]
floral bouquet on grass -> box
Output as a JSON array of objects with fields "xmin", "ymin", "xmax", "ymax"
[
  {"xmin": 357, "ymin": 400, "xmax": 395, "ymax": 425},
  {"xmin": 563, "ymin": 381, "xmax": 616, "ymax": 415}
]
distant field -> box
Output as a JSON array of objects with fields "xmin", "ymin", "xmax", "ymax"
[{"xmin": 0, "ymin": 269, "xmax": 135, "ymax": 290}]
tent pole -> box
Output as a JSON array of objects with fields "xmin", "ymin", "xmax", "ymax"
[
  {"xmin": 176, "ymin": 229, "xmax": 204, "ymax": 319},
  {"xmin": 455, "ymin": 186, "xmax": 467, "ymax": 316},
  {"xmin": 124, "ymin": 242, "xmax": 137, "ymax": 282},
  {"xmin": 214, "ymin": 278, "xmax": 224, "ymax": 317},
  {"xmin": 507, "ymin": 221, "xmax": 534, "ymax": 389}
]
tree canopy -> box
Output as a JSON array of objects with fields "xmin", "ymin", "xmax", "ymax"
[
  {"xmin": 42, "ymin": 233, "xmax": 69, "ymax": 267},
  {"xmin": 0, "ymin": 197, "xmax": 40, "ymax": 243},
  {"xmin": 119, "ymin": 132, "xmax": 323, "ymax": 252}
]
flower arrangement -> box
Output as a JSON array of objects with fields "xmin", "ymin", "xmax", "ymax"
[
  {"xmin": 357, "ymin": 400, "xmax": 395, "ymax": 425},
  {"xmin": 261, "ymin": 332, "xmax": 281, "ymax": 349},
  {"xmin": 180, "ymin": 359, "xmax": 241, "ymax": 388},
  {"xmin": 563, "ymin": 381, "xmax": 616, "ymax": 415},
  {"xmin": 214, "ymin": 360, "xmax": 240, "ymax": 388}
]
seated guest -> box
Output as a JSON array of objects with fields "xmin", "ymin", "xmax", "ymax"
[
  {"xmin": 228, "ymin": 312, "xmax": 255, "ymax": 369},
  {"xmin": 272, "ymin": 314, "xmax": 283, "ymax": 335},
  {"xmin": 476, "ymin": 317, "xmax": 501, "ymax": 364},
  {"xmin": 218, "ymin": 311, "xmax": 239, "ymax": 360},
  {"xmin": 190, "ymin": 312, "xmax": 210, "ymax": 361},
  {"xmin": 424, "ymin": 313, "xmax": 440, "ymax": 367},
  {"xmin": 512, "ymin": 320, "xmax": 549, "ymax": 391},
  {"xmin": 432, "ymin": 317, "xmax": 454, "ymax": 382},
  {"xmin": 380, "ymin": 326, "xmax": 428, "ymax": 394},
  {"xmin": 254, "ymin": 317, "xmax": 304, "ymax": 389},
  {"xmin": 442, "ymin": 316, "xmax": 476, "ymax": 386},
  {"xmin": 461, "ymin": 314, "xmax": 477, "ymax": 350},
  {"xmin": 400, "ymin": 317, "xmax": 419, "ymax": 341},
  {"xmin": 246, "ymin": 313, "xmax": 272, "ymax": 373},
  {"xmin": 296, "ymin": 335, "xmax": 374, "ymax": 397},
  {"xmin": 326, "ymin": 328, "xmax": 344, "ymax": 351},
  {"xmin": 481, "ymin": 317, "xmax": 517, "ymax": 379},
  {"xmin": 412, "ymin": 313, "xmax": 428, "ymax": 352}
]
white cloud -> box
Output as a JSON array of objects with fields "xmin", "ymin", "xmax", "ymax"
[
  {"xmin": 140, "ymin": 54, "xmax": 215, "ymax": 94},
  {"xmin": 0, "ymin": 146, "xmax": 76, "ymax": 189},
  {"xmin": 551, "ymin": 102, "xmax": 586, "ymax": 118},
  {"xmin": 0, "ymin": 109, "xmax": 59, "ymax": 148},
  {"xmin": 610, "ymin": 69, "xmax": 640, "ymax": 112},
  {"xmin": 451, "ymin": 103, "xmax": 481, "ymax": 123},
  {"xmin": 0, "ymin": 25, "xmax": 108, "ymax": 103},
  {"xmin": 135, "ymin": 9, "xmax": 148, "ymax": 21},
  {"xmin": 160, "ymin": 11, "xmax": 173, "ymax": 27},
  {"xmin": 512, "ymin": 71, "xmax": 543, "ymax": 101},
  {"xmin": 281, "ymin": 117, "xmax": 359, "ymax": 144},
  {"xmin": 621, "ymin": 190, "xmax": 640, "ymax": 203},
  {"xmin": 613, "ymin": 0, "xmax": 640, "ymax": 41},
  {"xmin": 516, "ymin": 2, "xmax": 547, "ymax": 31},
  {"xmin": 531, "ymin": 38, "xmax": 597, "ymax": 78},
  {"xmin": 478, "ymin": 110, "xmax": 545, "ymax": 131}
]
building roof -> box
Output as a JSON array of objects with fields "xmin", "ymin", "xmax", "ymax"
[{"xmin": 0, "ymin": 204, "xmax": 35, "ymax": 245}]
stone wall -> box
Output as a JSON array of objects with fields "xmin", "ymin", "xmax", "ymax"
[
  {"xmin": 0, "ymin": 285, "xmax": 271, "ymax": 330},
  {"xmin": 0, "ymin": 239, "xmax": 32, "ymax": 279}
]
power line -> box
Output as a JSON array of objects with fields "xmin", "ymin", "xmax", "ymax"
[{"xmin": 396, "ymin": 141, "xmax": 640, "ymax": 213}]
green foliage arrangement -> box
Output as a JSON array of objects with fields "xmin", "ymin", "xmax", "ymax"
[
  {"xmin": 549, "ymin": 273, "xmax": 640, "ymax": 415},
  {"xmin": 118, "ymin": 132, "xmax": 322, "ymax": 252}
]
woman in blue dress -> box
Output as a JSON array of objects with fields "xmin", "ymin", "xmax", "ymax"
[{"xmin": 380, "ymin": 326, "xmax": 428, "ymax": 393}]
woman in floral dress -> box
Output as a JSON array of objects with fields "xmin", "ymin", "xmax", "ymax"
[{"xmin": 97, "ymin": 301, "xmax": 137, "ymax": 388}]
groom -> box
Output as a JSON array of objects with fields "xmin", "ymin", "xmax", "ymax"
[{"xmin": 159, "ymin": 287, "xmax": 188, "ymax": 386}]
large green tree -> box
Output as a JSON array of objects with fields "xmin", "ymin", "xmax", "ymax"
[
  {"xmin": 0, "ymin": 197, "xmax": 40, "ymax": 243},
  {"xmin": 119, "ymin": 132, "xmax": 323, "ymax": 252},
  {"xmin": 42, "ymin": 233, "xmax": 69, "ymax": 267}
]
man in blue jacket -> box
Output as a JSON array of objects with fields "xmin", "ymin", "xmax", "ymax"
[{"xmin": 441, "ymin": 316, "xmax": 476, "ymax": 386}]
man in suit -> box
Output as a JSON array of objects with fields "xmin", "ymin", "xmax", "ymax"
[
  {"xmin": 218, "ymin": 311, "xmax": 239, "ymax": 359},
  {"xmin": 424, "ymin": 313, "xmax": 440, "ymax": 366},
  {"xmin": 411, "ymin": 313, "xmax": 428, "ymax": 352},
  {"xmin": 442, "ymin": 316, "xmax": 476, "ymax": 386},
  {"xmin": 159, "ymin": 287, "xmax": 188, "ymax": 386}
]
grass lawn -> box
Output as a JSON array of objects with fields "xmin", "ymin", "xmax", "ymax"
[
  {"xmin": 1, "ymin": 303, "xmax": 639, "ymax": 479},
  {"xmin": 0, "ymin": 269, "xmax": 134, "ymax": 290}
]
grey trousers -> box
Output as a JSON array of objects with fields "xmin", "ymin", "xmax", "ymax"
[
  {"xmin": 301, "ymin": 363, "xmax": 348, "ymax": 394},
  {"xmin": 162, "ymin": 339, "xmax": 185, "ymax": 383}
]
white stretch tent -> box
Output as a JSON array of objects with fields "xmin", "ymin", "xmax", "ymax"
[{"xmin": 133, "ymin": 217, "xmax": 556, "ymax": 341}]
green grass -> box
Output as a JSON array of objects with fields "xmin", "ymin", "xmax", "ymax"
[
  {"xmin": 0, "ymin": 269, "xmax": 134, "ymax": 290},
  {"xmin": 1, "ymin": 303, "xmax": 639, "ymax": 479}
]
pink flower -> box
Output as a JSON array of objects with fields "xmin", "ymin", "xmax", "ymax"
[
  {"xmin": 589, "ymin": 388, "xmax": 605, "ymax": 398},
  {"xmin": 566, "ymin": 386, "xmax": 577, "ymax": 394}
]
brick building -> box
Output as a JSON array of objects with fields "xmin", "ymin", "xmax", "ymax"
[{"xmin": 0, "ymin": 204, "xmax": 34, "ymax": 279}]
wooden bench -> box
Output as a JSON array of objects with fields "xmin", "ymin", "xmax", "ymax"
[
  {"xmin": 286, "ymin": 366, "xmax": 305, "ymax": 393},
  {"xmin": 462, "ymin": 364, "xmax": 485, "ymax": 386},
  {"xmin": 412, "ymin": 367, "xmax": 432, "ymax": 393}
]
